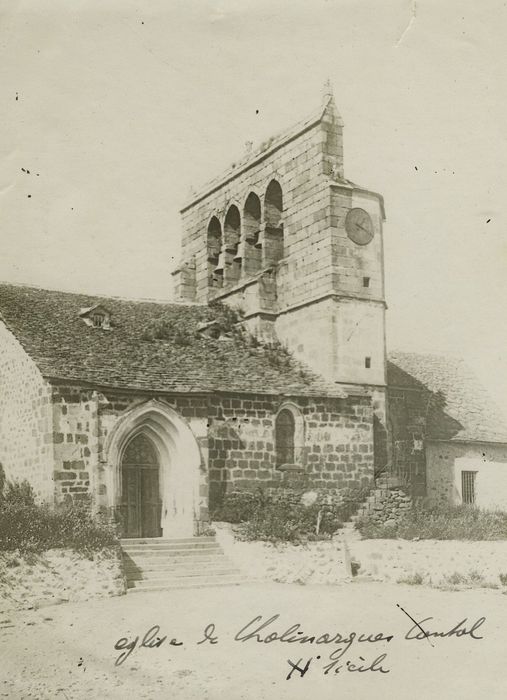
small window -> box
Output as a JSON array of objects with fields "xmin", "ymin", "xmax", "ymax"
[
  {"xmin": 363, "ymin": 276, "xmax": 370, "ymax": 288},
  {"xmin": 275, "ymin": 409, "xmax": 295, "ymax": 466},
  {"xmin": 462, "ymin": 471, "xmax": 477, "ymax": 504},
  {"xmin": 79, "ymin": 304, "xmax": 111, "ymax": 329},
  {"xmin": 365, "ymin": 357, "xmax": 371, "ymax": 369}
]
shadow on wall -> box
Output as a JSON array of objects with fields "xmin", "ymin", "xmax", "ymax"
[
  {"xmin": 387, "ymin": 362, "xmax": 464, "ymax": 494},
  {"xmin": 208, "ymin": 417, "xmax": 247, "ymax": 510},
  {"xmin": 373, "ymin": 414, "xmax": 387, "ymax": 479},
  {"xmin": 387, "ymin": 362, "xmax": 464, "ymax": 440}
]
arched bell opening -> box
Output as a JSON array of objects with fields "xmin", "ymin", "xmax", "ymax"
[
  {"xmin": 243, "ymin": 192, "xmax": 262, "ymax": 276},
  {"xmin": 264, "ymin": 180, "xmax": 284, "ymax": 266},
  {"xmin": 207, "ymin": 216, "xmax": 223, "ymax": 289},
  {"xmin": 224, "ymin": 205, "xmax": 242, "ymax": 285}
]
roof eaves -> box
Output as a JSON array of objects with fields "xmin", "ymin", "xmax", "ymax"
[{"xmin": 427, "ymin": 436, "xmax": 507, "ymax": 446}]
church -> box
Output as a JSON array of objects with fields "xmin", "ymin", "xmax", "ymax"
[{"xmin": 1, "ymin": 86, "xmax": 506, "ymax": 539}]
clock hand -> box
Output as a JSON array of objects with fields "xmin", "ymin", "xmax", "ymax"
[{"xmin": 356, "ymin": 223, "xmax": 370, "ymax": 233}]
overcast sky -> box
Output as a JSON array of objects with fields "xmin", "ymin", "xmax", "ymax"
[{"xmin": 1, "ymin": 0, "xmax": 507, "ymax": 411}]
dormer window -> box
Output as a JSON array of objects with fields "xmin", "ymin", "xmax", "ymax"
[
  {"xmin": 196, "ymin": 319, "xmax": 224, "ymax": 339},
  {"xmin": 79, "ymin": 304, "xmax": 111, "ymax": 330}
]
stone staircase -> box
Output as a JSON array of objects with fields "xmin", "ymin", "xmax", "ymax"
[
  {"xmin": 121, "ymin": 537, "xmax": 246, "ymax": 593},
  {"xmin": 349, "ymin": 486, "xmax": 391, "ymax": 522},
  {"xmin": 335, "ymin": 477, "xmax": 408, "ymax": 541}
]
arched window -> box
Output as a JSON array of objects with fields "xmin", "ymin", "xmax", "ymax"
[
  {"xmin": 207, "ymin": 216, "xmax": 223, "ymax": 288},
  {"xmin": 264, "ymin": 179, "xmax": 284, "ymax": 266},
  {"xmin": 275, "ymin": 409, "xmax": 295, "ymax": 466},
  {"xmin": 224, "ymin": 205, "xmax": 241, "ymax": 285},
  {"xmin": 243, "ymin": 192, "xmax": 262, "ymax": 276}
]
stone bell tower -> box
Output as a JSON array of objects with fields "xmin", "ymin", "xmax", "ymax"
[
  {"xmin": 172, "ymin": 82, "xmax": 387, "ymax": 396},
  {"xmin": 173, "ymin": 82, "xmax": 388, "ymax": 467}
]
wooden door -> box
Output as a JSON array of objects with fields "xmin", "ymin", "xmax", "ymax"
[
  {"xmin": 121, "ymin": 434, "xmax": 162, "ymax": 538},
  {"xmin": 141, "ymin": 468, "xmax": 161, "ymax": 537}
]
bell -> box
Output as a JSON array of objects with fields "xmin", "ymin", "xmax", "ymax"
[{"xmin": 234, "ymin": 240, "xmax": 246, "ymax": 261}]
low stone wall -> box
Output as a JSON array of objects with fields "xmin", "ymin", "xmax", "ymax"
[
  {"xmin": 362, "ymin": 487, "xmax": 412, "ymax": 527},
  {"xmin": 0, "ymin": 547, "xmax": 126, "ymax": 612},
  {"xmin": 214, "ymin": 522, "xmax": 350, "ymax": 584},
  {"xmin": 349, "ymin": 539, "xmax": 507, "ymax": 588}
]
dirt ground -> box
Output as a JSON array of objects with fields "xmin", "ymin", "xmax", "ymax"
[{"xmin": 0, "ymin": 581, "xmax": 506, "ymax": 699}]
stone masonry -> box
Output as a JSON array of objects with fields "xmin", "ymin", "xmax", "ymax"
[
  {"xmin": 0, "ymin": 323, "xmax": 54, "ymax": 502},
  {"xmin": 49, "ymin": 384, "xmax": 374, "ymax": 521},
  {"xmin": 173, "ymin": 88, "xmax": 388, "ymax": 476},
  {"xmin": 208, "ymin": 394, "xmax": 374, "ymax": 509}
]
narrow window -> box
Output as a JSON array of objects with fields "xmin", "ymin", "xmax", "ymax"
[
  {"xmin": 363, "ymin": 276, "xmax": 370, "ymax": 288},
  {"xmin": 276, "ymin": 409, "xmax": 295, "ymax": 466},
  {"xmin": 461, "ymin": 470, "xmax": 477, "ymax": 504},
  {"xmin": 93, "ymin": 313, "xmax": 105, "ymax": 328},
  {"xmin": 365, "ymin": 356, "xmax": 371, "ymax": 369}
]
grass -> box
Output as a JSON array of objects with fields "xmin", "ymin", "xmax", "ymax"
[
  {"xmin": 0, "ymin": 473, "xmax": 118, "ymax": 554},
  {"xmin": 439, "ymin": 570, "xmax": 499, "ymax": 590},
  {"xmin": 211, "ymin": 489, "xmax": 364, "ymax": 544},
  {"xmin": 397, "ymin": 570, "xmax": 502, "ymax": 590},
  {"xmin": 356, "ymin": 503, "xmax": 507, "ymax": 540},
  {"xmin": 397, "ymin": 572, "xmax": 426, "ymax": 585}
]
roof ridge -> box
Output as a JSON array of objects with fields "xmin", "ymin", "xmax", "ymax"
[
  {"xmin": 181, "ymin": 90, "xmax": 341, "ymax": 212},
  {"xmin": 389, "ymin": 348, "xmax": 464, "ymax": 363},
  {"xmin": 0, "ymin": 281, "xmax": 199, "ymax": 307}
]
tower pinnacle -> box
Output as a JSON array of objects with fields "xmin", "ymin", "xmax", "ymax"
[{"xmin": 321, "ymin": 78, "xmax": 334, "ymax": 106}]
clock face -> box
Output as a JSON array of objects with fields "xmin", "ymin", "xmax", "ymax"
[{"xmin": 345, "ymin": 208, "xmax": 374, "ymax": 245}]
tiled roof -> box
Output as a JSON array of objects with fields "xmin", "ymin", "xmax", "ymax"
[
  {"xmin": 0, "ymin": 283, "xmax": 345, "ymax": 398},
  {"xmin": 388, "ymin": 351, "xmax": 507, "ymax": 444}
]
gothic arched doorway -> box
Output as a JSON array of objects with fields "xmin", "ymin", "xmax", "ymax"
[
  {"xmin": 121, "ymin": 433, "xmax": 162, "ymax": 538},
  {"xmin": 105, "ymin": 400, "xmax": 202, "ymax": 539}
]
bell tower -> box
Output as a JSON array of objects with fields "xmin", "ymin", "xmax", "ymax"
[{"xmin": 173, "ymin": 81, "xmax": 387, "ymax": 397}]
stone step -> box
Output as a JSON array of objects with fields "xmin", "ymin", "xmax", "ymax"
[
  {"xmin": 121, "ymin": 539, "xmax": 217, "ymax": 549},
  {"xmin": 123, "ymin": 555, "xmax": 231, "ymax": 571},
  {"xmin": 126, "ymin": 577, "xmax": 246, "ymax": 593},
  {"xmin": 126, "ymin": 566, "xmax": 240, "ymax": 582},
  {"xmin": 121, "ymin": 544, "xmax": 222, "ymax": 557},
  {"xmin": 120, "ymin": 537, "xmax": 215, "ymax": 546},
  {"xmin": 124, "ymin": 557, "xmax": 234, "ymax": 573}
]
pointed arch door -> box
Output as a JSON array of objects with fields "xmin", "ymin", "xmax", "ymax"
[{"xmin": 121, "ymin": 433, "xmax": 162, "ymax": 538}]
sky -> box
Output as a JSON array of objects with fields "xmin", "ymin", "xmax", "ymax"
[{"xmin": 1, "ymin": 0, "xmax": 507, "ymax": 411}]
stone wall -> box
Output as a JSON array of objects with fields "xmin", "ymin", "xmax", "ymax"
[
  {"xmin": 49, "ymin": 384, "xmax": 375, "ymax": 527},
  {"xmin": 349, "ymin": 539, "xmax": 507, "ymax": 589},
  {"xmin": 426, "ymin": 440, "xmax": 507, "ymax": 508},
  {"xmin": 0, "ymin": 547, "xmax": 125, "ymax": 612},
  {"xmin": 49, "ymin": 385, "xmax": 100, "ymax": 503},
  {"xmin": 0, "ymin": 322, "xmax": 54, "ymax": 502},
  {"xmin": 214, "ymin": 523, "xmax": 350, "ymax": 584},
  {"xmin": 358, "ymin": 486, "xmax": 413, "ymax": 527},
  {"xmin": 208, "ymin": 393, "xmax": 374, "ymax": 509},
  {"xmin": 50, "ymin": 385, "xmax": 210, "ymax": 522}
]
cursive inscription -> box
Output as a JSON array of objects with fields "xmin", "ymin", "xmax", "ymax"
[
  {"xmin": 112, "ymin": 607, "xmax": 486, "ymax": 677},
  {"xmin": 234, "ymin": 613, "xmax": 393, "ymax": 648},
  {"xmin": 114, "ymin": 625, "xmax": 183, "ymax": 666}
]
